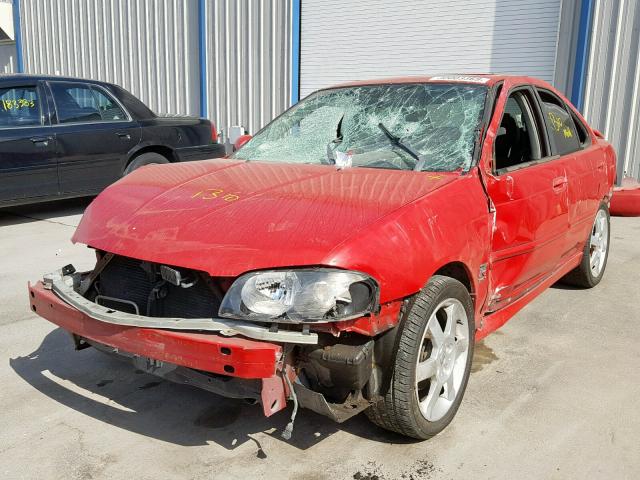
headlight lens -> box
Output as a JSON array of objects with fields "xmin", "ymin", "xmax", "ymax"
[{"xmin": 219, "ymin": 269, "xmax": 378, "ymax": 323}]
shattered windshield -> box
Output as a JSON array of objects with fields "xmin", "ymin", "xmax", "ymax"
[{"xmin": 233, "ymin": 83, "xmax": 487, "ymax": 171}]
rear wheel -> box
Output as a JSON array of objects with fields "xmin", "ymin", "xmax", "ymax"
[
  {"xmin": 366, "ymin": 275, "xmax": 474, "ymax": 440},
  {"xmin": 124, "ymin": 152, "xmax": 169, "ymax": 175},
  {"xmin": 562, "ymin": 203, "xmax": 610, "ymax": 288}
]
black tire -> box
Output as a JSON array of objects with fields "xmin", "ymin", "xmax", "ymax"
[
  {"xmin": 562, "ymin": 203, "xmax": 610, "ymax": 288},
  {"xmin": 123, "ymin": 152, "xmax": 169, "ymax": 175},
  {"xmin": 366, "ymin": 275, "xmax": 475, "ymax": 440}
]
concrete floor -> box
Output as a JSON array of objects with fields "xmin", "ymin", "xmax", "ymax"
[{"xmin": 1, "ymin": 198, "xmax": 639, "ymax": 480}]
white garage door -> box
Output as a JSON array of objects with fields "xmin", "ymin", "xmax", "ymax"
[{"xmin": 300, "ymin": 0, "xmax": 562, "ymax": 97}]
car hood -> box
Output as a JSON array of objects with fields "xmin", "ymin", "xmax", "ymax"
[{"xmin": 73, "ymin": 159, "xmax": 456, "ymax": 276}]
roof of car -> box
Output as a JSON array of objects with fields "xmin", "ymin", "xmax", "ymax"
[
  {"xmin": 328, "ymin": 74, "xmax": 548, "ymax": 89},
  {"xmin": 0, "ymin": 73, "xmax": 112, "ymax": 85}
]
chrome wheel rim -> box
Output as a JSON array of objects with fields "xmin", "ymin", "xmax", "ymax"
[
  {"xmin": 589, "ymin": 209, "xmax": 608, "ymax": 277},
  {"xmin": 415, "ymin": 298, "xmax": 469, "ymax": 422}
]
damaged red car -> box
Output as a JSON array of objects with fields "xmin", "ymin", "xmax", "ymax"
[{"xmin": 29, "ymin": 75, "xmax": 616, "ymax": 440}]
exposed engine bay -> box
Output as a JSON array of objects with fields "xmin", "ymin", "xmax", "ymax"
[{"xmin": 83, "ymin": 253, "xmax": 229, "ymax": 319}]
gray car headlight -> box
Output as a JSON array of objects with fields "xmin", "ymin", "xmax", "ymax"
[{"xmin": 219, "ymin": 269, "xmax": 379, "ymax": 323}]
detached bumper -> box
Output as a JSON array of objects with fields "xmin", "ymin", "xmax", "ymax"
[
  {"xmin": 28, "ymin": 281, "xmax": 281, "ymax": 379},
  {"xmin": 610, "ymin": 179, "xmax": 640, "ymax": 217}
]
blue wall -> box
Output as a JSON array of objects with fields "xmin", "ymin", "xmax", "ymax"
[{"xmin": 570, "ymin": 0, "xmax": 594, "ymax": 111}]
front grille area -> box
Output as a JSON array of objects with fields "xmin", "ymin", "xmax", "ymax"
[{"xmin": 88, "ymin": 255, "xmax": 225, "ymax": 318}]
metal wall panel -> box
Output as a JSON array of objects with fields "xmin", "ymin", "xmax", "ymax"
[
  {"xmin": 0, "ymin": 44, "xmax": 16, "ymax": 73},
  {"xmin": 205, "ymin": 0, "xmax": 292, "ymax": 137},
  {"xmin": 0, "ymin": 0, "xmax": 17, "ymax": 73},
  {"xmin": 583, "ymin": 0, "xmax": 640, "ymax": 181},
  {"xmin": 553, "ymin": 0, "xmax": 581, "ymax": 97},
  {"xmin": 18, "ymin": 0, "xmax": 200, "ymax": 116},
  {"xmin": 300, "ymin": 0, "xmax": 563, "ymax": 98}
]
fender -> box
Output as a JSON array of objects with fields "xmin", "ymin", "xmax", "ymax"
[{"xmin": 325, "ymin": 170, "xmax": 493, "ymax": 319}]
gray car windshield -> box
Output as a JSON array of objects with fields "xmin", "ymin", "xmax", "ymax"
[{"xmin": 233, "ymin": 83, "xmax": 487, "ymax": 171}]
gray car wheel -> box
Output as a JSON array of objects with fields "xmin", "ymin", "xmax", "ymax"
[
  {"xmin": 562, "ymin": 203, "xmax": 610, "ymax": 288},
  {"xmin": 366, "ymin": 275, "xmax": 474, "ymax": 440}
]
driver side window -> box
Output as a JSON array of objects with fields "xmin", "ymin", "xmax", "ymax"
[{"xmin": 494, "ymin": 91, "xmax": 544, "ymax": 172}]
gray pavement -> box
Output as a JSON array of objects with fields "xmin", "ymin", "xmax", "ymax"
[{"xmin": 1, "ymin": 198, "xmax": 639, "ymax": 480}]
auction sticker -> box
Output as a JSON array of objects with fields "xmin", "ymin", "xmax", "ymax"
[{"xmin": 431, "ymin": 75, "xmax": 490, "ymax": 84}]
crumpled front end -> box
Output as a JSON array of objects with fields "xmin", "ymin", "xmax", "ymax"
[
  {"xmin": 30, "ymin": 255, "xmax": 403, "ymax": 431},
  {"xmin": 29, "ymin": 275, "xmax": 290, "ymax": 417}
]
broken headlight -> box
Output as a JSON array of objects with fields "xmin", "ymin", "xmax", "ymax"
[{"xmin": 219, "ymin": 269, "xmax": 378, "ymax": 323}]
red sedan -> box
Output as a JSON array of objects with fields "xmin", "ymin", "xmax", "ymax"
[{"xmin": 30, "ymin": 74, "xmax": 616, "ymax": 440}]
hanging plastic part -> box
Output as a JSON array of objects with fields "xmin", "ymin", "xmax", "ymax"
[{"xmin": 281, "ymin": 369, "xmax": 299, "ymax": 440}]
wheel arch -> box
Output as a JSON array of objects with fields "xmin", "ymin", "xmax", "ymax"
[
  {"xmin": 125, "ymin": 144, "xmax": 177, "ymax": 172},
  {"xmin": 432, "ymin": 261, "xmax": 475, "ymax": 300},
  {"xmin": 370, "ymin": 263, "xmax": 476, "ymax": 401}
]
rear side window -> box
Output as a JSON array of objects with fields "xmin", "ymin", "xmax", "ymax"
[
  {"xmin": 0, "ymin": 86, "xmax": 41, "ymax": 127},
  {"xmin": 50, "ymin": 82, "xmax": 126, "ymax": 124},
  {"xmin": 537, "ymin": 89, "xmax": 581, "ymax": 156},
  {"xmin": 91, "ymin": 88, "xmax": 128, "ymax": 121}
]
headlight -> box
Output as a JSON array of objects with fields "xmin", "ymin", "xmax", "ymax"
[{"xmin": 219, "ymin": 269, "xmax": 378, "ymax": 323}]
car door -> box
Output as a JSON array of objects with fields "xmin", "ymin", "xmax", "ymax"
[
  {"xmin": 47, "ymin": 81, "xmax": 141, "ymax": 194},
  {"xmin": 535, "ymin": 87, "xmax": 602, "ymax": 255},
  {"xmin": 0, "ymin": 81, "xmax": 58, "ymax": 203},
  {"xmin": 484, "ymin": 86, "xmax": 570, "ymax": 312}
]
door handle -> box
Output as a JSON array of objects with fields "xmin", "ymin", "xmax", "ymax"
[
  {"xmin": 30, "ymin": 136, "xmax": 52, "ymax": 146},
  {"xmin": 116, "ymin": 132, "xmax": 131, "ymax": 140},
  {"xmin": 552, "ymin": 176, "xmax": 568, "ymax": 192}
]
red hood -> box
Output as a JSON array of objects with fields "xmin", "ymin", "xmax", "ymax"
[{"xmin": 74, "ymin": 159, "xmax": 456, "ymax": 276}]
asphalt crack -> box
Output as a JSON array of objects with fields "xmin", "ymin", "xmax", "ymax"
[{"xmin": 1, "ymin": 211, "xmax": 79, "ymax": 228}]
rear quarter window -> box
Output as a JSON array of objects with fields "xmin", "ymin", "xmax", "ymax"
[
  {"xmin": 110, "ymin": 85, "xmax": 156, "ymax": 119},
  {"xmin": 569, "ymin": 109, "xmax": 591, "ymax": 146}
]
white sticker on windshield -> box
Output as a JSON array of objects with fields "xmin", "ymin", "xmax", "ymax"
[
  {"xmin": 334, "ymin": 150, "xmax": 353, "ymax": 169},
  {"xmin": 431, "ymin": 75, "xmax": 490, "ymax": 84}
]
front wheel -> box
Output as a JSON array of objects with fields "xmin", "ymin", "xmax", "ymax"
[
  {"xmin": 366, "ymin": 275, "xmax": 474, "ymax": 440},
  {"xmin": 562, "ymin": 203, "xmax": 610, "ymax": 288}
]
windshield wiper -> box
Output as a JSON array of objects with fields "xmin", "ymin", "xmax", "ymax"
[
  {"xmin": 325, "ymin": 114, "xmax": 345, "ymax": 165},
  {"xmin": 377, "ymin": 122, "xmax": 427, "ymax": 171}
]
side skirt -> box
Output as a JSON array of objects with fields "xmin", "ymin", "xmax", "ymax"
[{"xmin": 477, "ymin": 251, "xmax": 583, "ymax": 340}]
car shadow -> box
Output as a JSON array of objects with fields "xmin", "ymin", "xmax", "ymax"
[
  {"xmin": 10, "ymin": 328, "xmax": 415, "ymax": 452},
  {"xmin": 549, "ymin": 281, "xmax": 584, "ymax": 291},
  {"xmin": 0, "ymin": 197, "xmax": 92, "ymax": 227}
]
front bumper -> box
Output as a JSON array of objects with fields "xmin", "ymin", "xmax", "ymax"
[
  {"xmin": 29, "ymin": 279, "xmax": 377, "ymax": 423},
  {"xmin": 29, "ymin": 281, "xmax": 282, "ymax": 379},
  {"xmin": 47, "ymin": 273, "xmax": 318, "ymax": 345}
]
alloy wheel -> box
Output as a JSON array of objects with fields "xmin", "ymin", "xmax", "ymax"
[
  {"xmin": 415, "ymin": 298, "xmax": 470, "ymax": 422},
  {"xmin": 589, "ymin": 209, "xmax": 609, "ymax": 277}
]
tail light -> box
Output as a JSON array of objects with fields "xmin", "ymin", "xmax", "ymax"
[{"xmin": 211, "ymin": 123, "xmax": 219, "ymax": 143}]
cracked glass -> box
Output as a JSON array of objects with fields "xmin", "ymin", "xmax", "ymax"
[{"xmin": 233, "ymin": 83, "xmax": 488, "ymax": 172}]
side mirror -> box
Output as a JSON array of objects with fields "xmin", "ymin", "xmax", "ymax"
[{"xmin": 234, "ymin": 134, "xmax": 252, "ymax": 151}]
